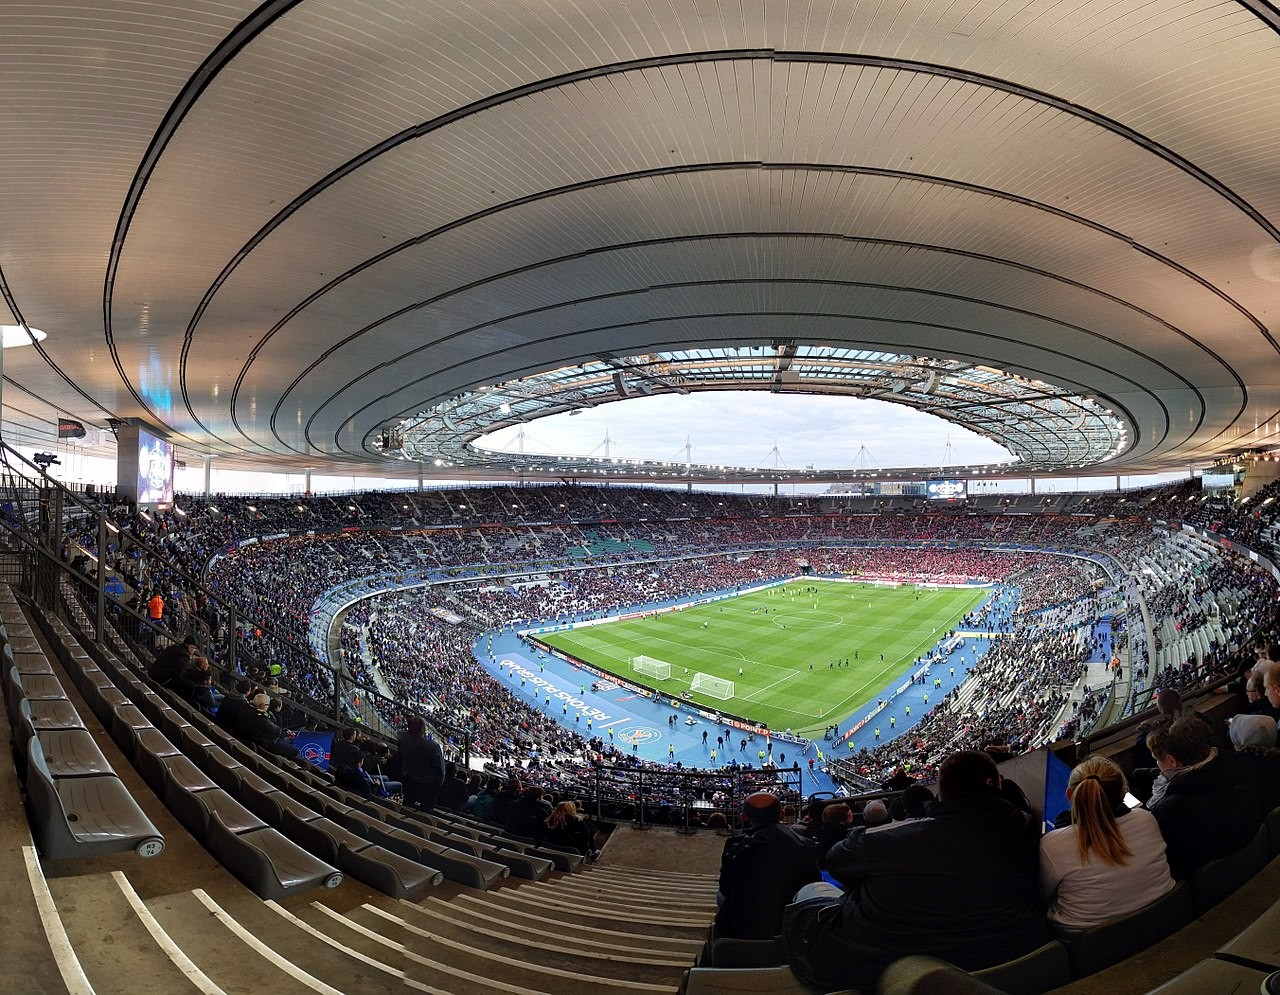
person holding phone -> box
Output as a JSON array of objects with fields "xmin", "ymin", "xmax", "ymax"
[{"xmin": 1040, "ymin": 756, "xmax": 1174, "ymax": 936}]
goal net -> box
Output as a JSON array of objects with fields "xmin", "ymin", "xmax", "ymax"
[
  {"xmin": 691, "ymin": 672, "xmax": 734, "ymax": 700},
  {"xmin": 631, "ymin": 655, "xmax": 671, "ymax": 681}
]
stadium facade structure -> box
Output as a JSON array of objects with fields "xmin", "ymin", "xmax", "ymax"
[{"xmin": 5, "ymin": 5, "xmax": 1280, "ymax": 993}]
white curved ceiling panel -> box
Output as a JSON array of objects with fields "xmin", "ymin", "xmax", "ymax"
[{"xmin": 3, "ymin": 0, "xmax": 1280, "ymax": 478}]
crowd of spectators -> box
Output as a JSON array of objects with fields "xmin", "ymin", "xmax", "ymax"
[
  {"xmin": 36, "ymin": 472, "xmax": 1280, "ymax": 992},
  {"xmin": 35, "ymin": 477, "xmax": 1277, "ymax": 805}
]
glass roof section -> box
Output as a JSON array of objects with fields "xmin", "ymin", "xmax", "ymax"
[{"xmin": 391, "ymin": 346, "xmax": 1128, "ymax": 482}]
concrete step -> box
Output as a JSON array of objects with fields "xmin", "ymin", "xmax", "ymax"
[
  {"xmin": 47, "ymin": 871, "xmax": 209, "ymax": 994},
  {"xmin": 455, "ymin": 887, "xmax": 711, "ymax": 936},
  {"xmin": 535, "ymin": 875, "xmax": 714, "ymax": 911},
  {"xmin": 410, "ymin": 892, "xmax": 702, "ymax": 953},
  {"xmin": 362, "ymin": 894, "xmax": 691, "ymax": 979},
  {"xmin": 287, "ymin": 898, "xmax": 549, "ymax": 994},
  {"xmin": 487, "ymin": 880, "xmax": 712, "ymax": 927},
  {"xmin": 295, "ymin": 900, "xmax": 676, "ymax": 995},
  {"xmin": 591, "ymin": 865, "xmax": 718, "ymax": 884},
  {"xmin": 183, "ymin": 885, "xmax": 438, "ymax": 993},
  {"xmin": 447, "ymin": 890, "xmax": 705, "ymax": 950},
  {"xmin": 145, "ymin": 889, "xmax": 319, "ymax": 995}
]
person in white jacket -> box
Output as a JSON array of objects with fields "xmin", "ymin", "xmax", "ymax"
[{"xmin": 1040, "ymin": 755, "xmax": 1175, "ymax": 937}]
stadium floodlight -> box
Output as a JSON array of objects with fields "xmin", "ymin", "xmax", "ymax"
[
  {"xmin": 691, "ymin": 672, "xmax": 734, "ymax": 700},
  {"xmin": 631, "ymin": 655, "xmax": 671, "ymax": 681}
]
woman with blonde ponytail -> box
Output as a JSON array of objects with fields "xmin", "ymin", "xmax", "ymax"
[{"xmin": 1039, "ymin": 756, "xmax": 1174, "ymax": 936}]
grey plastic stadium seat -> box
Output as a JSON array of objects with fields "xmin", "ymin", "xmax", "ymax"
[
  {"xmin": 424, "ymin": 828, "xmax": 480, "ymax": 856},
  {"xmin": 681, "ymin": 965, "xmax": 820, "ymax": 995},
  {"xmin": 13, "ymin": 697, "xmax": 105, "ymax": 774},
  {"xmin": 226, "ymin": 739, "xmax": 264, "ymax": 769},
  {"xmin": 1217, "ymin": 894, "xmax": 1280, "ymax": 971},
  {"xmin": 362, "ymin": 821, "xmax": 510, "ymax": 890},
  {"xmin": 201, "ymin": 746, "xmax": 246, "ymax": 792},
  {"xmin": 25, "ymin": 697, "xmax": 86, "ymax": 731},
  {"xmin": 25, "ymin": 737, "xmax": 164, "ymax": 860},
  {"xmin": 204, "ymin": 724, "xmax": 236, "ymax": 751},
  {"xmin": 1068, "ymin": 881, "xmax": 1193, "ymax": 978},
  {"xmin": 16, "ymin": 673, "xmax": 67, "ymax": 700},
  {"xmin": 108, "ymin": 703, "xmax": 152, "ymax": 750},
  {"xmin": 136, "ymin": 691, "xmax": 169, "ymax": 726},
  {"xmin": 973, "ymin": 940, "xmax": 1070, "ymax": 995},
  {"xmin": 122, "ymin": 723, "xmax": 182, "ymax": 766},
  {"xmin": 60, "ymin": 648, "xmax": 95, "ymax": 681},
  {"xmin": 5, "ymin": 666, "xmax": 25, "ymax": 727},
  {"xmin": 131, "ymin": 728, "xmax": 187, "ymax": 792},
  {"xmin": 242, "ymin": 783, "xmax": 317, "ymax": 828},
  {"xmin": 12, "ymin": 651, "xmax": 55, "ymax": 676},
  {"xmin": 880, "ymin": 955, "xmax": 1005, "ymax": 995},
  {"xmin": 251, "ymin": 761, "xmax": 296, "ymax": 793},
  {"xmin": 282, "ymin": 810, "xmax": 443, "ymax": 899},
  {"xmin": 78, "ymin": 667, "xmax": 118, "ymax": 692},
  {"xmin": 167, "ymin": 780, "xmax": 267, "ymax": 844},
  {"xmin": 437, "ymin": 829, "xmax": 553, "ymax": 880},
  {"xmin": 413, "ymin": 824, "xmax": 552, "ymax": 880},
  {"xmin": 397, "ymin": 807, "xmax": 579, "ymax": 873},
  {"xmin": 86, "ymin": 684, "xmax": 131, "ymax": 725},
  {"xmin": 1147, "ymin": 957, "xmax": 1270, "ymax": 993},
  {"xmin": 1267, "ymin": 806, "xmax": 1280, "ymax": 860},
  {"xmin": 206, "ymin": 811, "xmax": 342, "ymax": 901},
  {"xmin": 156, "ymin": 707, "xmax": 191, "ymax": 744},
  {"xmin": 502, "ymin": 831, "xmax": 587, "ymax": 871},
  {"xmin": 230, "ymin": 764, "xmax": 280, "ymax": 802},
  {"xmin": 700, "ymin": 935, "xmax": 787, "ymax": 969},
  {"xmin": 154, "ymin": 754, "xmax": 218, "ymax": 795},
  {"xmin": 177, "ymin": 723, "xmax": 216, "ymax": 758},
  {"xmin": 1189, "ymin": 826, "xmax": 1268, "ymax": 915},
  {"xmin": 470, "ymin": 841, "xmax": 554, "ymax": 881},
  {"xmin": 31, "ymin": 727, "xmax": 115, "ymax": 779}
]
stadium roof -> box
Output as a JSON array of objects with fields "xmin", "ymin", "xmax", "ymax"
[{"xmin": 3, "ymin": 1, "xmax": 1279, "ymax": 483}]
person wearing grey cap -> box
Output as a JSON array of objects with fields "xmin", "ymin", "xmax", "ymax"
[
  {"xmin": 242, "ymin": 692, "xmax": 302, "ymax": 762},
  {"xmin": 1228, "ymin": 713, "xmax": 1280, "ymax": 816},
  {"xmin": 713, "ymin": 791, "xmax": 820, "ymax": 941}
]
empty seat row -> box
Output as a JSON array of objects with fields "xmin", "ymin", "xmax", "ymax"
[
  {"xmin": 46, "ymin": 598, "xmax": 496, "ymax": 896},
  {"xmin": 57, "ymin": 585, "xmax": 584, "ymax": 893},
  {"xmin": 31, "ymin": 605, "xmax": 346, "ymax": 901},
  {"xmin": 0, "ymin": 589, "xmax": 164, "ymax": 862},
  {"xmin": 62, "ymin": 585, "xmax": 540, "ymax": 890}
]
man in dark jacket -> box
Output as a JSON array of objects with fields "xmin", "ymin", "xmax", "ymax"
[
  {"xmin": 241, "ymin": 693, "xmax": 302, "ymax": 762},
  {"xmin": 397, "ymin": 716, "xmax": 445, "ymax": 811},
  {"xmin": 1147, "ymin": 716, "xmax": 1262, "ymax": 879},
  {"xmin": 783, "ymin": 750, "xmax": 1044, "ymax": 992},
  {"xmin": 504, "ymin": 786, "xmax": 553, "ymax": 842},
  {"xmin": 329, "ymin": 728, "xmax": 365, "ymax": 773},
  {"xmin": 715, "ymin": 791, "xmax": 821, "ymax": 940},
  {"xmin": 215, "ymin": 678, "xmax": 255, "ymax": 735},
  {"xmin": 148, "ymin": 634, "xmax": 198, "ymax": 687}
]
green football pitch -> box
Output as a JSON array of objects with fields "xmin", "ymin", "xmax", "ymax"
[{"xmin": 538, "ymin": 579, "xmax": 988, "ymax": 736}]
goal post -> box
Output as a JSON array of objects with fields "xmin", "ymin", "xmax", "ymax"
[
  {"xmin": 631, "ymin": 655, "xmax": 671, "ymax": 681},
  {"xmin": 691, "ymin": 672, "xmax": 734, "ymax": 700}
]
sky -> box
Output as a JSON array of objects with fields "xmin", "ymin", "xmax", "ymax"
[{"xmin": 477, "ymin": 391, "xmax": 1012, "ymax": 472}]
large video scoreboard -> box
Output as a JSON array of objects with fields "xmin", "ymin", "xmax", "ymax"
[{"xmin": 926, "ymin": 478, "xmax": 967, "ymax": 501}]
